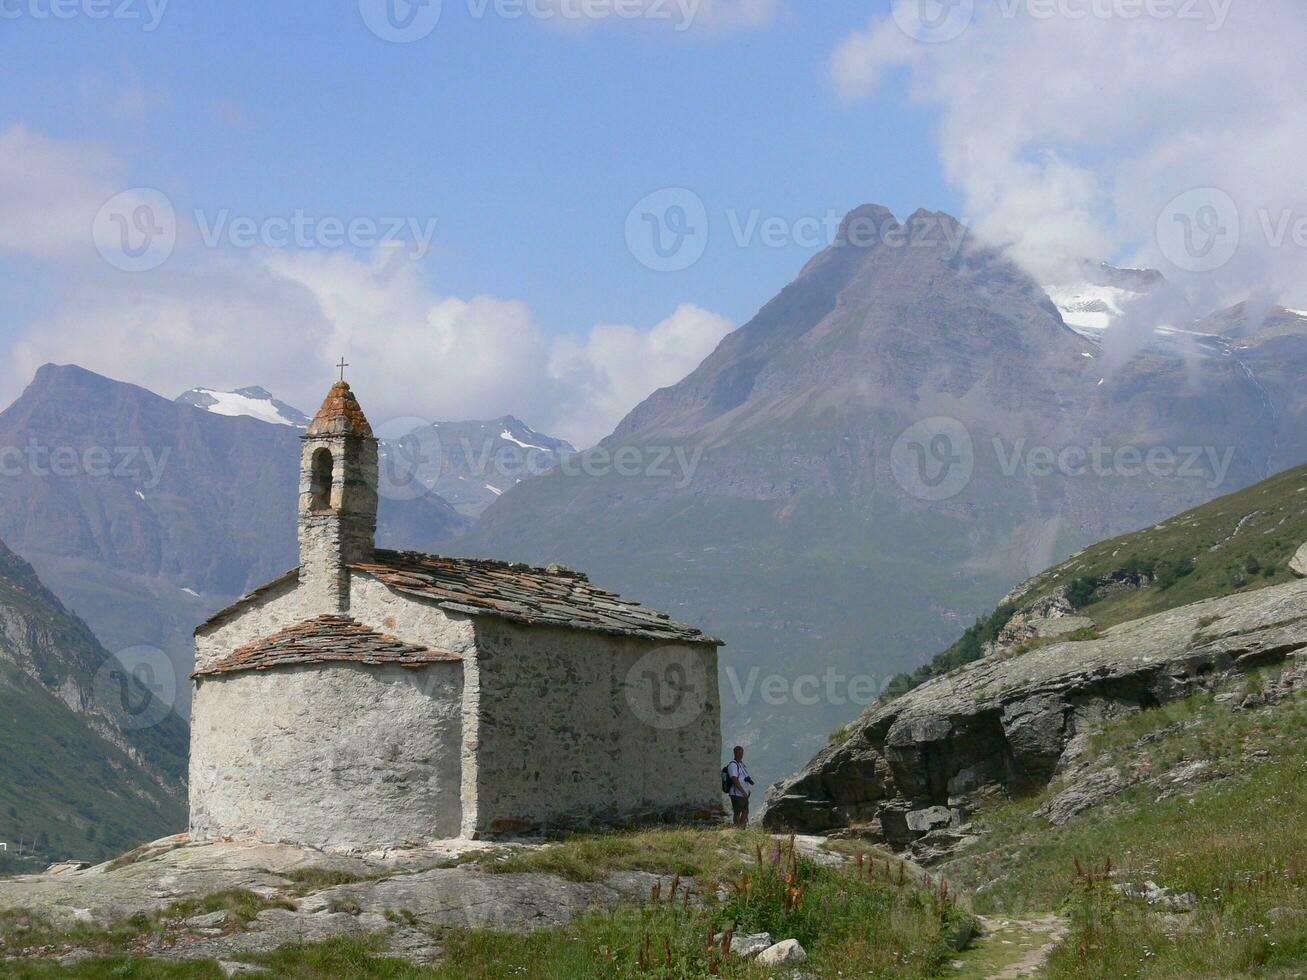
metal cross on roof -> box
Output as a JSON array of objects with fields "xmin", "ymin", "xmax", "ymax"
[{"xmin": 336, "ymin": 357, "xmax": 349, "ymax": 381}]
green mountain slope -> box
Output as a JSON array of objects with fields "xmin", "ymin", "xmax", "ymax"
[
  {"xmin": 889, "ymin": 461, "xmax": 1307, "ymax": 697},
  {"xmin": 1001, "ymin": 459, "xmax": 1307, "ymax": 623},
  {"xmin": 0, "ymin": 538, "xmax": 187, "ymax": 871}
]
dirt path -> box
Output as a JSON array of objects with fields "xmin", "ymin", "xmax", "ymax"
[{"xmin": 949, "ymin": 914, "xmax": 1068, "ymax": 979}]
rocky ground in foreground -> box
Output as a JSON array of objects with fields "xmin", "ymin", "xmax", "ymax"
[
  {"xmin": 0, "ymin": 828, "xmax": 983, "ymax": 977},
  {"xmin": 0, "ymin": 835, "xmax": 672, "ymax": 970}
]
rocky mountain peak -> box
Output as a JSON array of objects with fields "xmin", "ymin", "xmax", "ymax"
[
  {"xmin": 466, "ymin": 201, "xmax": 1297, "ymax": 778},
  {"xmin": 833, "ymin": 203, "xmax": 899, "ymax": 246},
  {"xmin": 390, "ymin": 415, "xmax": 576, "ymax": 519},
  {"xmin": 26, "ymin": 362, "xmax": 139, "ymax": 400}
]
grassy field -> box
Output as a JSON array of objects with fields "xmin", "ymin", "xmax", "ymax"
[
  {"xmin": 941, "ymin": 675, "xmax": 1307, "ymax": 978},
  {"xmin": 469, "ymin": 826, "xmax": 777, "ymax": 882}
]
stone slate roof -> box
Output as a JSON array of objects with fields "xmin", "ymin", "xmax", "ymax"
[
  {"xmin": 194, "ymin": 615, "xmax": 459, "ymax": 677},
  {"xmin": 195, "ymin": 568, "xmax": 300, "ymax": 635},
  {"xmin": 305, "ymin": 381, "xmax": 373, "ymax": 438},
  {"xmin": 352, "ymin": 549, "xmax": 721, "ymax": 646}
]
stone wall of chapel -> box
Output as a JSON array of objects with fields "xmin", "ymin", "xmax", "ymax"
[
  {"xmin": 467, "ymin": 619, "xmax": 721, "ymax": 836},
  {"xmin": 189, "ymin": 661, "xmax": 464, "ymax": 848}
]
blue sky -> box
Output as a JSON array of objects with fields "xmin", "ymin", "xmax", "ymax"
[
  {"xmin": 0, "ymin": 1, "xmax": 950, "ymax": 340},
  {"xmin": 1, "ymin": 0, "xmax": 1301, "ymax": 442}
]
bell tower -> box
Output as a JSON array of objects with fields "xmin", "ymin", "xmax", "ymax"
[{"xmin": 298, "ymin": 376, "xmax": 378, "ymax": 611}]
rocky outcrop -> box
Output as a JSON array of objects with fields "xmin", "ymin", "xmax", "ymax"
[
  {"xmin": 1291, "ymin": 542, "xmax": 1307, "ymax": 578},
  {"xmin": 760, "ymin": 579, "xmax": 1307, "ymax": 851},
  {"xmin": 992, "ymin": 592, "xmax": 1092, "ymax": 650},
  {"xmin": 0, "ymin": 835, "xmax": 680, "ymax": 966}
]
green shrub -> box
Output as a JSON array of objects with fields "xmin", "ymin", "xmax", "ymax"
[
  {"xmin": 1066, "ymin": 576, "xmax": 1100, "ymax": 609},
  {"xmin": 1151, "ymin": 557, "xmax": 1193, "ymax": 590}
]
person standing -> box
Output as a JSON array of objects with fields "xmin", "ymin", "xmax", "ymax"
[{"xmin": 726, "ymin": 745, "xmax": 753, "ymax": 827}]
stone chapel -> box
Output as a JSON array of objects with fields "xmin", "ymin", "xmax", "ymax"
[{"xmin": 188, "ymin": 380, "xmax": 722, "ymax": 848}]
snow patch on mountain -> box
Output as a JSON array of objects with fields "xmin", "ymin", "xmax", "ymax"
[
  {"xmin": 1045, "ymin": 283, "xmax": 1134, "ymax": 336},
  {"xmin": 1045, "ymin": 262, "xmax": 1169, "ymax": 340},
  {"xmin": 376, "ymin": 415, "xmax": 575, "ymax": 520},
  {"xmin": 500, "ymin": 428, "xmax": 546, "ymax": 451},
  {"xmin": 177, "ymin": 386, "xmax": 310, "ymax": 428}
]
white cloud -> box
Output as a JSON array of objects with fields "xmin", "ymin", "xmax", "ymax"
[
  {"xmin": 261, "ymin": 247, "xmax": 559, "ymax": 429},
  {"xmin": 829, "ymin": 1, "xmax": 1307, "ymax": 312},
  {"xmin": 0, "ymin": 126, "xmax": 734, "ymax": 446},
  {"xmin": 548, "ymin": 303, "xmax": 734, "ymax": 444},
  {"xmin": 255, "ymin": 249, "xmax": 732, "ymax": 444},
  {"xmin": 2, "ymin": 259, "xmax": 331, "ymax": 408},
  {"xmin": 7, "ymin": 247, "xmax": 733, "ymax": 446},
  {"xmin": 0, "ymin": 125, "xmax": 123, "ymax": 262}
]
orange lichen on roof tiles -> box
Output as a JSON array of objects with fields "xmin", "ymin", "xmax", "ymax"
[{"xmin": 305, "ymin": 381, "xmax": 373, "ymax": 438}]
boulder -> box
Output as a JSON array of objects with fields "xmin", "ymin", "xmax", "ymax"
[
  {"xmin": 1035, "ymin": 768, "xmax": 1129, "ymax": 826},
  {"xmin": 1113, "ymin": 880, "xmax": 1197, "ymax": 910},
  {"xmin": 907, "ymin": 827, "xmax": 980, "ymax": 866},
  {"xmin": 185, "ymin": 910, "xmax": 230, "ymax": 930},
  {"xmin": 756, "ymin": 939, "xmax": 807, "ymax": 966},
  {"xmin": 904, "ymin": 806, "xmax": 953, "ymax": 834},
  {"xmin": 714, "ymin": 932, "xmax": 772, "ymax": 959},
  {"xmin": 1290, "ymin": 542, "xmax": 1307, "ymax": 578},
  {"xmin": 994, "ymin": 592, "xmax": 1077, "ymax": 648},
  {"xmin": 944, "ymin": 916, "xmax": 977, "ymax": 951},
  {"xmin": 218, "ymin": 963, "xmax": 268, "ymax": 977},
  {"xmin": 1001, "ymin": 694, "xmax": 1072, "ymax": 783},
  {"xmin": 297, "ymin": 868, "xmax": 673, "ymax": 933}
]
